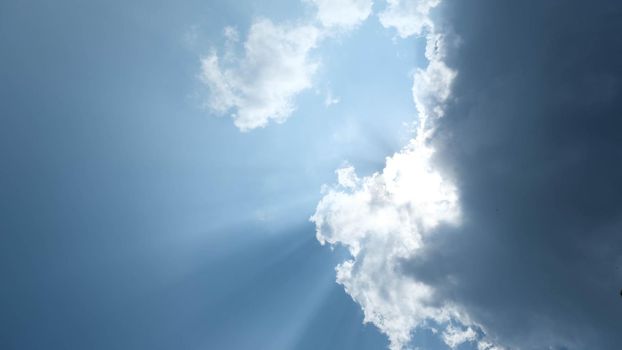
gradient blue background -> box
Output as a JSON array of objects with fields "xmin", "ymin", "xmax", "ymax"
[{"xmin": 0, "ymin": 1, "xmax": 426, "ymax": 349}]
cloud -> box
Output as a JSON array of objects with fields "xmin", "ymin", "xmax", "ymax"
[
  {"xmin": 311, "ymin": 1, "xmax": 509, "ymax": 348},
  {"xmin": 311, "ymin": 142, "xmax": 464, "ymax": 350},
  {"xmin": 324, "ymin": 89, "xmax": 340, "ymax": 107},
  {"xmin": 308, "ymin": 0, "xmax": 373, "ymax": 29},
  {"xmin": 413, "ymin": 1, "xmax": 622, "ymax": 348},
  {"xmin": 412, "ymin": 32, "xmax": 456, "ymax": 131},
  {"xmin": 200, "ymin": 19, "xmax": 320, "ymax": 131},
  {"xmin": 314, "ymin": 0, "xmax": 622, "ymax": 349},
  {"xmin": 200, "ymin": 0, "xmax": 373, "ymax": 131},
  {"xmin": 442, "ymin": 325, "xmax": 477, "ymax": 349},
  {"xmin": 379, "ymin": 0, "xmax": 441, "ymax": 38}
]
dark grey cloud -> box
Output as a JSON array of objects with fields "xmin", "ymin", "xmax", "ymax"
[{"xmin": 406, "ymin": 0, "xmax": 622, "ymax": 348}]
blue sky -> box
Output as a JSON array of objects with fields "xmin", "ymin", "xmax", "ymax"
[
  {"xmin": 0, "ymin": 0, "xmax": 423, "ymax": 349},
  {"xmin": 2, "ymin": 1, "xmax": 622, "ymax": 350}
]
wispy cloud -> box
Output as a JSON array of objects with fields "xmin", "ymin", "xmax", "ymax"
[
  {"xmin": 311, "ymin": 141, "xmax": 462, "ymax": 349},
  {"xmin": 324, "ymin": 89, "xmax": 340, "ymax": 107},
  {"xmin": 442, "ymin": 325, "xmax": 477, "ymax": 349},
  {"xmin": 379, "ymin": 0, "xmax": 440, "ymax": 38}
]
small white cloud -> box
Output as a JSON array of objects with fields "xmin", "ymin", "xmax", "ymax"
[
  {"xmin": 311, "ymin": 140, "xmax": 462, "ymax": 350},
  {"xmin": 443, "ymin": 325, "xmax": 477, "ymax": 348},
  {"xmin": 478, "ymin": 340, "xmax": 505, "ymax": 350},
  {"xmin": 309, "ymin": 0, "xmax": 374, "ymax": 29},
  {"xmin": 379, "ymin": 0, "xmax": 441, "ymax": 38},
  {"xmin": 200, "ymin": 19, "xmax": 321, "ymax": 131},
  {"xmin": 223, "ymin": 26, "xmax": 239, "ymax": 43},
  {"xmin": 324, "ymin": 89, "xmax": 340, "ymax": 107}
]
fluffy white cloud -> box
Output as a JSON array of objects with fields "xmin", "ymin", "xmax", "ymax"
[
  {"xmin": 309, "ymin": 0, "xmax": 373, "ymax": 29},
  {"xmin": 312, "ymin": 140, "xmax": 462, "ymax": 349},
  {"xmin": 379, "ymin": 0, "xmax": 440, "ymax": 38},
  {"xmin": 200, "ymin": 19, "xmax": 320, "ymax": 131}
]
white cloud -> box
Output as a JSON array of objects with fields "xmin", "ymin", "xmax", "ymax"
[
  {"xmin": 478, "ymin": 340, "xmax": 504, "ymax": 350},
  {"xmin": 379, "ymin": 0, "xmax": 441, "ymax": 38},
  {"xmin": 443, "ymin": 325, "xmax": 477, "ymax": 348},
  {"xmin": 335, "ymin": 165, "xmax": 358, "ymax": 189},
  {"xmin": 309, "ymin": 0, "xmax": 373, "ymax": 29},
  {"xmin": 200, "ymin": 0, "xmax": 374, "ymax": 131},
  {"xmin": 223, "ymin": 26, "xmax": 239, "ymax": 43},
  {"xmin": 200, "ymin": 19, "xmax": 320, "ymax": 131},
  {"xmin": 412, "ymin": 45, "xmax": 456, "ymax": 123},
  {"xmin": 312, "ymin": 140, "xmax": 462, "ymax": 350}
]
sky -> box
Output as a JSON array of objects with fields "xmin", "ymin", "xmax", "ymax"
[{"xmin": 1, "ymin": 1, "xmax": 622, "ymax": 350}]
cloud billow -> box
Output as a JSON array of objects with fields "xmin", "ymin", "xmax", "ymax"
[
  {"xmin": 309, "ymin": 0, "xmax": 373, "ymax": 29},
  {"xmin": 200, "ymin": 0, "xmax": 373, "ymax": 131}
]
